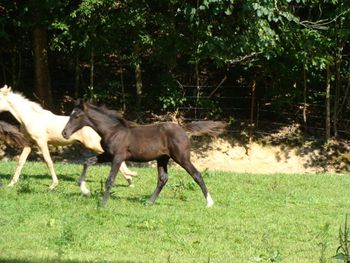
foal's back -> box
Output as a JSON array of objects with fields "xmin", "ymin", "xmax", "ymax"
[{"xmin": 124, "ymin": 122, "xmax": 190, "ymax": 161}]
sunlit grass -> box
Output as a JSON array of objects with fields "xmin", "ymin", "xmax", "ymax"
[{"xmin": 0, "ymin": 161, "xmax": 349, "ymax": 262}]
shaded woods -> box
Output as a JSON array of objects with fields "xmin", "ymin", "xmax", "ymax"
[{"xmin": 0, "ymin": 1, "xmax": 349, "ymax": 141}]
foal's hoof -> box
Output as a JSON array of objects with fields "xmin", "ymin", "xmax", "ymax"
[
  {"xmin": 129, "ymin": 171, "xmax": 138, "ymax": 177},
  {"xmin": 206, "ymin": 193, "xmax": 214, "ymax": 208},
  {"xmin": 146, "ymin": 200, "xmax": 155, "ymax": 206},
  {"xmin": 206, "ymin": 202, "xmax": 214, "ymax": 208},
  {"xmin": 127, "ymin": 178, "xmax": 135, "ymax": 188},
  {"xmin": 80, "ymin": 182, "xmax": 91, "ymax": 196},
  {"xmin": 8, "ymin": 181, "xmax": 16, "ymax": 187},
  {"xmin": 81, "ymin": 189, "xmax": 91, "ymax": 196},
  {"xmin": 49, "ymin": 183, "xmax": 58, "ymax": 190},
  {"xmin": 99, "ymin": 200, "xmax": 107, "ymax": 208}
]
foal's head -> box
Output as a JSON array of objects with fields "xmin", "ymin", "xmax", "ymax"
[
  {"xmin": 62, "ymin": 99, "xmax": 93, "ymax": 139},
  {"xmin": 62, "ymin": 100, "xmax": 129, "ymax": 139}
]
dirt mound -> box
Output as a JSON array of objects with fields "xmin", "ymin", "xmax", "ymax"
[
  {"xmin": 190, "ymin": 137, "xmax": 350, "ymax": 174},
  {"xmin": 1, "ymin": 125, "xmax": 349, "ymax": 174}
]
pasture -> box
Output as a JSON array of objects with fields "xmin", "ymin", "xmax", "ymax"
[{"xmin": 0, "ymin": 161, "xmax": 349, "ymax": 262}]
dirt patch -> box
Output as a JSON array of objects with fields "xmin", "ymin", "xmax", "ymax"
[
  {"xmin": 190, "ymin": 136, "xmax": 350, "ymax": 174},
  {"xmin": 1, "ymin": 131, "xmax": 349, "ymax": 174}
]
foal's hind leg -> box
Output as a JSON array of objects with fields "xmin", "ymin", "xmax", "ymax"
[
  {"xmin": 148, "ymin": 156, "xmax": 169, "ymax": 205},
  {"xmin": 8, "ymin": 146, "xmax": 31, "ymax": 186},
  {"xmin": 174, "ymin": 157, "xmax": 214, "ymax": 207}
]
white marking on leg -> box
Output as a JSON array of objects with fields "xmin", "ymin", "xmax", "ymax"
[
  {"xmin": 206, "ymin": 193, "xmax": 214, "ymax": 207},
  {"xmin": 80, "ymin": 181, "xmax": 91, "ymax": 196}
]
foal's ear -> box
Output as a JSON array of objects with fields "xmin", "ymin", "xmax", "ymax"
[
  {"xmin": 0, "ymin": 85, "xmax": 12, "ymax": 95},
  {"xmin": 73, "ymin": 98, "xmax": 84, "ymax": 108}
]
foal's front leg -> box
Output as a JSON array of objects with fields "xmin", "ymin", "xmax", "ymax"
[
  {"xmin": 37, "ymin": 140, "xmax": 59, "ymax": 190},
  {"xmin": 78, "ymin": 156, "xmax": 98, "ymax": 195},
  {"xmin": 8, "ymin": 146, "xmax": 31, "ymax": 186},
  {"xmin": 101, "ymin": 157, "xmax": 123, "ymax": 207},
  {"xmin": 97, "ymin": 152, "xmax": 135, "ymax": 187}
]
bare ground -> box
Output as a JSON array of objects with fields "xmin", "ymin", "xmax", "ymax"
[
  {"xmin": 190, "ymin": 124, "xmax": 350, "ymax": 174},
  {"xmin": 191, "ymin": 137, "xmax": 346, "ymax": 173},
  {"xmin": 1, "ymin": 124, "xmax": 350, "ymax": 174}
]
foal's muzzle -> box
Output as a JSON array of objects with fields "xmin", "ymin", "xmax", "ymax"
[{"xmin": 62, "ymin": 130, "xmax": 69, "ymax": 139}]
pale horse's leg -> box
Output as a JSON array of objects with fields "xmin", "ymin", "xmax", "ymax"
[
  {"xmin": 78, "ymin": 129, "xmax": 137, "ymax": 188},
  {"xmin": 37, "ymin": 140, "xmax": 59, "ymax": 190},
  {"xmin": 120, "ymin": 162, "xmax": 136, "ymax": 187},
  {"xmin": 8, "ymin": 146, "xmax": 32, "ymax": 186},
  {"xmin": 79, "ymin": 153, "xmax": 136, "ymax": 195}
]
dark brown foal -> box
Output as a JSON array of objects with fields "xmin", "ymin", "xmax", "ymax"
[{"xmin": 62, "ymin": 100, "xmax": 225, "ymax": 207}]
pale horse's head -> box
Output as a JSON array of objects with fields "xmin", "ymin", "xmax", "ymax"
[{"xmin": 0, "ymin": 85, "xmax": 12, "ymax": 112}]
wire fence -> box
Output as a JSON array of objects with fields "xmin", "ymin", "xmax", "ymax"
[
  {"xmin": 158, "ymin": 84, "xmax": 350, "ymax": 140},
  {"xmin": 14, "ymin": 81, "xmax": 349, "ymax": 141}
]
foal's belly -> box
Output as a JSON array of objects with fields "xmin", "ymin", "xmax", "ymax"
[{"xmin": 126, "ymin": 142, "xmax": 169, "ymax": 162}]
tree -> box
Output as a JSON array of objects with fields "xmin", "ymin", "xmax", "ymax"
[{"xmin": 32, "ymin": 27, "xmax": 53, "ymax": 110}]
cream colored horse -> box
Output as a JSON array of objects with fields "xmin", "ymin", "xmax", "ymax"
[{"xmin": 0, "ymin": 85, "xmax": 136, "ymax": 194}]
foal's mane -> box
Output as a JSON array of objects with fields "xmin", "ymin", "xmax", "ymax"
[
  {"xmin": 10, "ymin": 91, "xmax": 45, "ymax": 113},
  {"xmin": 85, "ymin": 103, "xmax": 136, "ymax": 128}
]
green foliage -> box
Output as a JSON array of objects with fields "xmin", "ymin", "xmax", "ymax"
[
  {"xmin": 333, "ymin": 215, "xmax": 350, "ymax": 262},
  {"xmin": 318, "ymin": 223, "xmax": 331, "ymax": 263},
  {"xmin": 16, "ymin": 176, "xmax": 32, "ymax": 194},
  {"xmin": 159, "ymin": 86, "xmax": 186, "ymax": 111},
  {"xmin": 1, "ymin": 0, "xmax": 350, "ymax": 126}
]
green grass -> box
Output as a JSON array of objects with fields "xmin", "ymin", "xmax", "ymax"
[{"xmin": 0, "ymin": 161, "xmax": 350, "ymax": 262}]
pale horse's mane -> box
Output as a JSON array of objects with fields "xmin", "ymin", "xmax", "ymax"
[{"xmin": 8, "ymin": 91, "xmax": 47, "ymax": 114}]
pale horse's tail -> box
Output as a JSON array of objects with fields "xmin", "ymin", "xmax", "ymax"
[{"xmin": 0, "ymin": 121, "xmax": 30, "ymax": 188}]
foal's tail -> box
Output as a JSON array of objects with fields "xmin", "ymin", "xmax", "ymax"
[
  {"xmin": 0, "ymin": 121, "xmax": 30, "ymax": 147},
  {"xmin": 183, "ymin": 121, "xmax": 227, "ymax": 137}
]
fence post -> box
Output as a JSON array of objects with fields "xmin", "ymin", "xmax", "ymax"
[
  {"xmin": 325, "ymin": 65, "xmax": 331, "ymax": 142},
  {"xmin": 249, "ymin": 79, "xmax": 256, "ymax": 146}
]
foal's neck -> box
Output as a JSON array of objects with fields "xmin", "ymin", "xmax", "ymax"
[
  {"xmin": 86, "ymin": 108, "xmax": 124, "ymax": 138},
  {"xmin": 6, "ymin": 93, "xmax": 46, "ymax": 125}
]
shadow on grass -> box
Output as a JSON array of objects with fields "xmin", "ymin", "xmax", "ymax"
[
  {"xmin": 0, "ymin": 259, "xmax": 136, "ymax": 263},
  {"xmin": 0, "ymin": 172, "xmax": 79, "ymax": 183},
  {"xmin": 124, "ymin": 194, "xmax": 151, "ymax": 204}
]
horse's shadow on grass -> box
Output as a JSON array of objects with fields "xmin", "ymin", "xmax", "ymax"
[
  {"xmin": 0, "ymin": 259, "xmax": 135, "ymax": 263},
  {"xmin": 61, "ymin": 183, "xmax": 135, "ymax": 197},
  {"xmin": 123, "ymin": 194, "xmax": 151, "ymax": 204},
  {"xmin": 0, "ymin": 172, "xmax": 79, "ymax": 183},
  {"xmin": 0, "ymin": 172, "xmax": 81, "ymax": 193}
]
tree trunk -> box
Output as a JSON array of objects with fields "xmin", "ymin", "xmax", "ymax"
[
  {"xmin": 195, "ymin": 61, "xmax": 200, "ymax": 119},
  {"xmin": 74, "ymin": 53, "xmax": 80, "ymax": 98},
  {"xmin": 32, "ymin": 27, "xmax": 54, "ymax": 111},
  {"xmin": 90, "ymin": 47, "xmax": 94, "ymax": 90},
  {"xmin": 120, "ymin": 67, "xmax": 126, "ymax": 112},
  {"xmin": 249, "ymin": 79, "xmax": 256, "ymax": 145},
  {"xmin": 135, "ymin": 62, "xmax": 143, "ymax": 109},
  {"xmin": 325, "ymin": 65, "xmax": 331, "ymax": 141},
  {"xmin": 303, "ymin": 65, "xmax": 308, "ymax": 131},
  {"xmin": 333, "ymin": 58, "xmax": 340, "ymax": 138}
]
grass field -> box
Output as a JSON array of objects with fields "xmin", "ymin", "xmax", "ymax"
[{"xmin": 0, "ymin": 160, "xmax": 350, "ymax": 262}]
